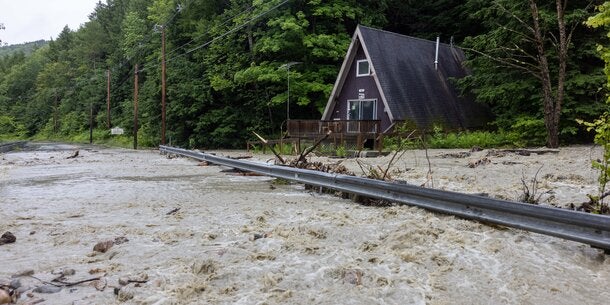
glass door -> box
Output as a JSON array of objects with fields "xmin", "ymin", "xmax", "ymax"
[{"xmin": 347, "ymin": 99, "xmax": 376, "ymax": 132}]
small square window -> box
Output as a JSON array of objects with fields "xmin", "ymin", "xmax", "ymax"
[{"xmin": 357, "ymin": 59, "xmax": 370, "ymax": 77}]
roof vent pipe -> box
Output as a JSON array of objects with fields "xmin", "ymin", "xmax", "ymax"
[{"xmin": 435, "ymin": 36, "xmax": 440, "ymax": 70}]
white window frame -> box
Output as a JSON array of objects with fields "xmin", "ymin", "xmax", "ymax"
[{"xmin": 356, "ymin": 59, "xmax": 370, "ymax": 77}]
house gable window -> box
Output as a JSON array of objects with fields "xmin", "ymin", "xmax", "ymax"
[{"xmin": 356, "ymin": 59, "xmax": 370, "ymax": 77}]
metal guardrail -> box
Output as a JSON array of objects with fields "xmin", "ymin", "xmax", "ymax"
[
  {"xmin": 160, "ymin": 145, "xmax": 610, "ymax": 251},
  {"xmin": 0, "ymin": 141, "xmax": 27, "ymax": 153}
]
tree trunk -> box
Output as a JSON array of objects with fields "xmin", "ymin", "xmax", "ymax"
[
  {"xmin": 529, "ymin": 0, "xmax": 565, "ymax": 148},
  {"xmin": 554, "ymin": 0, "xmax": 569, "ymax": 148}
]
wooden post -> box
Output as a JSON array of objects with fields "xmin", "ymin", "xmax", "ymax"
[
  {"xmin": 134, "ymin": 64, "xmax": 139, "ymax": 150},
  {"xmin": 53, "ymin": 92, "xmax": 58, "ymax": 134},
  {"xmin": 89, "ymin": 101, "xmax": 93, "ymax": 144},
  {"xmin": 107, "ymin": 69, "xmax": 111, "ymax": 129},
  {"xmin": 161, "ymin": 26, "xmax": 167, "ymax": 145}
]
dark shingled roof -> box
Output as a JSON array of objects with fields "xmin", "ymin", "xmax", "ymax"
[{"xmin": 358, "ymin": 25, "xmax": 489, "ymax": 129}]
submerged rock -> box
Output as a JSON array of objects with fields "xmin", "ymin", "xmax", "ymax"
[
  {"xmin": 93, "ymin": 240, "xmax": 114, "ymax": 253},
  {"xmin": 33, "ymin": 285, "xmax": 62, "ymax": 294},
  {"xmin": 0, "ymin": 232, "xmax": 16, "ymax": 245},
  {"xmin": 0, "ymin": 289, "xmax": 11, "ymax": 304}
]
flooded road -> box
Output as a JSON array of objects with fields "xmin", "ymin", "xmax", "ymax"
[{"xmin": 1, "ymin": 143, "xmax": 609, "ymax": 304}]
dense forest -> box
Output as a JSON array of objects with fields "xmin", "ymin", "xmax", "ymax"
[{"xmin": 0, "ymin": 0, "xmax": 608, "ymax": 148}]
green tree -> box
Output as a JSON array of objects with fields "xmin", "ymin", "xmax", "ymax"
[
  {"xmin": 461, "ymin": 0, "xmax": 605, "ymax": 147},
  {"xmin": 581, "ymin": 2, "xmax": 610, "ymax": 213}
]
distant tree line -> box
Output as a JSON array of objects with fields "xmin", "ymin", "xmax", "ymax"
[{"xmin": 0, "ymin": 0, "xmax": 606, "ymax": 148}]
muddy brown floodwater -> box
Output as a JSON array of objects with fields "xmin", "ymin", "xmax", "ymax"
[{"xmin": 1, "ymin": 142, "xmax": 609, "ymax": 305}]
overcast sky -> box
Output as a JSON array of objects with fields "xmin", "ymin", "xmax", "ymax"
[{"xmin": 0, "ymin": 0, "xmax": 104, "ymax": 45}]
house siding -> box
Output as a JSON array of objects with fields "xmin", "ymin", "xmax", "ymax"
[{"xmin": 329, "ymin": 45, "xmax": 391, "ymax": 131}]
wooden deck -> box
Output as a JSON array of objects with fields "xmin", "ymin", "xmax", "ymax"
[
  {"xmin": 287, "ymin": 120, "xmax": 379, "ymax": 137},
  {"xmin": 287, "ymin": 120, "xmax": 382, "ymax": 151}
]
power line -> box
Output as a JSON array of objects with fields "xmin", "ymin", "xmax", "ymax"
[
  {"xmin": 140, "ymin": 0, "xmax": 290, "ymax": 73},
  {"xmin": 184, "ymin": 0, "xmax": 290, "ymax": 56},
  {"xmin": 163, "ymin": 0, "xmax": 196, "ymax": 27},
  {"xmin": 105, "ymin": 0, "xmax": 195, "ymax": 94},
  {"xmin": 165, "ymin": 2, "xmax": 257, "ymax": 59}
]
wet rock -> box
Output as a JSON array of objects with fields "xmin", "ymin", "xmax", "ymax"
[
  {"xmin": 55, "ymin": 268, "xmax": 75, "ymax": 276},
  {"xmin": 0, "ymin": 289, "xmax": 11, "ymax": 304},
  {"xmin": 93, "ymin": 240, "xmax": 114, "ymax": 253},
  {"xmin": 33, "ymin": 285, "xmax": 62, "ymax": 294},
  {"xmin": 88, "ymin": 268, "xmax": 105, "ymax": 274},
  {"xmin": 468, "ymin": 157, "xmax": 491, "ymax": 168},
  {"xmin": 114, "ymin": 236, "xmax": 129, "ymax": 245},
  {"xmin": 130, "ymin": 273, "xmax": 148, "ymax": 283},
  {"xmin": 12, "ymin": 269, "xmax": 34, "ymax": 278},
  {"xmin": 10, "ymin": 279, "xmax": 21, "ymax": 289},
  {"xmin": 252, "ymin": 233, "xmax": 267, "ymax": 241},
  {"xmin": 343, "ymin": 269, "xmax": 363, "ymax": 285},
  {"xmin": 23, "ymin": 298, "xmax": 45, "ymax": 305},
  {"xmin": 0, "ymin": 232, "xmax": 16, "ymax": 245},
  {"xmin": 93, "ymin": 278, "xmax": 107, "ymax": 291},
  {"xmin": 16, "ymin": 286, "xmax": 30, "ymax": 295},
  {"xmin": 192, "ymin": 260, "xmax": 217, "ymax": 275},
  {"xmin": 116, "ymin": 286, "xmax": 135, "ymax": 302},
  {"xmin": 119, "ymin": 273, "xmax": 149, "ymax": 286}
]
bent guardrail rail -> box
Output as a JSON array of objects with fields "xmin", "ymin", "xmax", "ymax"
[{"xmin": 160, "ymin": 145, "xmax": 610, "ymax": 251}]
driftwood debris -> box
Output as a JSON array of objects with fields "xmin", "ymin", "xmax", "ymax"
[
  {"xmin": 228, "ymin": 155, "xmax": 253, "ymax": 160},
  {"xmin": 66, "ymin": 150, "xmax": 79, "ymax": 159},
  {"xmin": 25, "ymin": 274, "xmax": 101, "ymax": 289},
  {"xmin": 487, "ymin": 149, "xmax": 559, "ymax": 158},
  {"xmin": 252, "ymin": 131, "xmax": 285, "ymax": 164},
  {"xmin": 292, "ymin": 130, "xmax": 332, "ymax": 167},
  {"xmin": 571, "ymin": 191, "xmax": 610, "ymax": 215},
  {"xmin": 166, "ymin": 208, "xmax": 180, "ymax": 215},
  {"xmin": 51, "ymin": 277, "xmax": 102, "ymax": 287}
]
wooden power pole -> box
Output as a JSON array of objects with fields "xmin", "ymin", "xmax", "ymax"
[
  {"xmin": 134, "ymin": 64, "xmax": 139, "ymax": 150},
  {"xmin": 107, "ymin": 69, "xmax": 111, "ymax": 128},
  {"xmin": 161, "ymin": 26, "xmax": 167, "ymax": 145}
]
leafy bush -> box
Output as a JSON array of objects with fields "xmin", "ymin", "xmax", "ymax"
[
  {"xmin": 509, "ymin": 116, "xmax": 547, "ymax": 147},
  {"xmin": 578, "ymin": 115, "xmax": 610, "ymax": 214},
  {"xmin": 427, "ymin": 129, "xmax": 519, "ymax": 149},
  {"xmin": 0, "ymin": 115, "xmax": 27, "ymax": 138}
]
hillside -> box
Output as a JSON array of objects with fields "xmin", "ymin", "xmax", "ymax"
[{"xmin": 0, "ymin": 40, "xmax": 47, "ymax": 57}]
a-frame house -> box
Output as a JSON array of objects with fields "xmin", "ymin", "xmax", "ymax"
[{"xmin": 321, "ymin": 25, "xmax": 489, "ymax": 133}]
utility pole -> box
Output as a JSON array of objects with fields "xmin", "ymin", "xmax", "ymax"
[
  {"xmin": 107, "ymin": 69, "xmax": 111, "ymax": 128},
  {"xmin": 161, "ymin": 25, "xmax": 167, "ymax": 145},
  {"xmin": 53, "ymin": 91, "xmax": 58, "ymax": 134},
  {"xmin": 89, "ymin": 101, "xmax": 93, "ymax": 144},
  {"xmin": 134, "ymin": 64, "xmax": 139, "ymax": 150}
]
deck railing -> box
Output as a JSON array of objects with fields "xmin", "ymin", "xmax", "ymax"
[{"xmin": 287, "ymin": 120, "xmax": 380, "ymax": 137}]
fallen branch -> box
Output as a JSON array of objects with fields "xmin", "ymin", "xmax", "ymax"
[
  {"xmin": 166, "ymin": 208, "xmax": 180, "ymax": 215},
  {"xmin": 381, "ymin": 130, "xmax": 416, "ymax": 180},
  {"xmin": 66, "ymin": 150, "xmax": 80, "ymax": 159},
  {"xmin": 296, "ymin": 130, "xmax": 332, "ymax": 166},
  {"xmin": 52, "ymin": 277, "xmax": 102, "ymax": 287},
  {"xmin": 252, "ymin": 131, "xmax": 285, "ymax": 164},
  {"xmin": 421, "ymin": 136, "xmax": 434, "ymax": 188}
]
